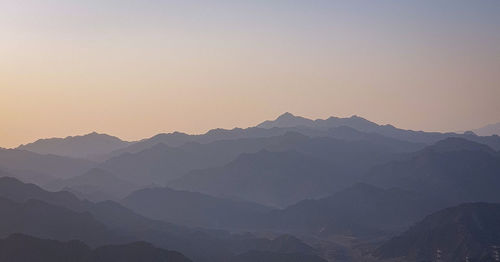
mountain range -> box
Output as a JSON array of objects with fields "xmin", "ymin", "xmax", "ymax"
[
  {"xmin": 1, "ymin": 112, "xmax": 500, "ymax": 261},
  {"xmin": 0, "ymin": 176, "xmax": 324, "ymax": 262}
]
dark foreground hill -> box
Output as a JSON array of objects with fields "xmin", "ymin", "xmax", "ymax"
[
  {"xmin": 229, "ymin": 250, "xmax": 327, "ymax": 262},
  {"xmin": 0, "ymin": 234, "xmax": 191, "ymax": 262},
  {"xmin": 375, "ymin": 203, "xmax": 500, "ymax": 262}
]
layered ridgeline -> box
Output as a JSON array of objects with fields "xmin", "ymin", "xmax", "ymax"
[
  {"xmin": 120, "ymin": 137, "xmax": 500, "ymax": 241},
  {"xmin": 0, "ymin": 176, "xmax": 325, "ymax": 262},
  {"xmin": 2, "ymin": 113, "xmax": 500, "ymax": 261},
  {"xmin": 375, "ymin": 203, "xmax": 500, "ymax": 262},
  {"xmin": 257, "ymin": 113, "xmax": 500, "ymax": 149},
  {"xmin": 7, "ymin": 112, "xmax": 499, "ymax": 197},
  {"xmin": 259, "ymin": 183, "xmax": 444, "ymax": 237},
  {"xmin": 0, "ymin": 148, "xmax": 94, "ymax": 180},
  {"xmin": 101, "ymin": 130, "xmax": 420, "ymax": 185},
  {"xmin": 46, "ymin": 168, "xmax": 140, "ymax": 202},
  {"xmin": 121, "ymin": 186, "xmax": 272, "ymax": 229},
  {"xmin": 366, "ymin": 138, "xmax": 500, "ymax": 204},
  {"xmin": 17, "ymin": 132, "xmax": 132, "ymax": 160},
  {"xmin": 165, "ymin": 133, "xmax": 424, "ymax": 207},
  {"xmin": 121, "ymin": 183, "xmax": 446, "ymax": 238},
  {"xmin": 15, "ymin": 113, "xmax": 500, "ymax": 162},
  {"xmin": 167, "ymin": 137, "xmax": 500, "ymax": 208},
  {"xmin": 108, "ymin": 112, "xmax": 500, "ymax": 157}
]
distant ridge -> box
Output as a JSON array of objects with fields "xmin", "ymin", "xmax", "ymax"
[
  {"xmin": 14, "ymin": 113, "xmax": 500, "ymax": 162},
  {"xmin": 256, "ymin": 113, "xmax": 500, "ymax": 150},
  {"xmin": 17, "ymin": 132, "xmax": 132, "ymax": 159},
  {"xmin": 473, "ymin": 122, "xmax": 500, "ymax": 136},
  {"xmin": 257, "ymin": 112, "xmax": 379, "ymax": 131}
]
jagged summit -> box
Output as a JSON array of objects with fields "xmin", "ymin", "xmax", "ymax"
[
  {"xmin": 257, "ymin": 112, "xmax": 377, "ymax": 131},
  {"xmin": 276, "ymin": 112, "xmax": 297, "ymax": 119},
  {"xmin": 257, "ymin": 112, "xmax": 314, "ymax": 129}
]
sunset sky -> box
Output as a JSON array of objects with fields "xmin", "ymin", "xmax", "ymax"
[{"xmin": 1, "ymin": 1, "xmax": 499, "ymax": 148}]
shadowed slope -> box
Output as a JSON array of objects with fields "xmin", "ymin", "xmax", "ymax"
[
  {"xmin": 0, "ymin": 234, "xmax": 191, "ymax": 262},
  {"xmin": 375, "ymin": 203, "xmax": 500, "ymax": 262}
]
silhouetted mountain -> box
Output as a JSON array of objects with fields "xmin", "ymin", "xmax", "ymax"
[
  {"xmin": 169, "ymin": 150, "xmax": 342, "ymax": 207},
  {"xmin": 46, "ymin": 168, "xmax": 139, "ymax": 201},
  {"xmin": 229, "ymin": 250, "xmax": 327, "ymax": 262},
  {"xmin": 107, "ymin": 114, "xmax": 428, "ymax": 159},
  {"xmin": 366, "ymin": 138, "xmax": 500, "ymax": 204},
  {"xmin": 0, "ymin": 148, "xmax": 94, "ymax": 179},
  {"xmin": 0, "ymin": 234, "xmax": 191, "ymax": 262},
  {"xmin": 17, "ymin": 132, "xmax": 132, "ymax": 160},
  {"xmin": 262, "ymin": 183, "xmax": 443, "ymax": 236},
  {"xmin": 258, "ymin": 112, "xmax": 380, "ymax": 132},
  {"xmin": 122, "ymin": 187, "xmax": 271, "ymax": 229},
  {"xmin": 375, "ymin": 203, "xmax": 500, "ymax": 262},
  {"xmin": 258, "ymin": 112, "xmax": 315, "ymax": 128}
]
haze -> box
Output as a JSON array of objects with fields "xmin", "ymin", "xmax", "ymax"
[{"xmin": 1, "ymin": 1, "xmax": 500, "ymax": 148}]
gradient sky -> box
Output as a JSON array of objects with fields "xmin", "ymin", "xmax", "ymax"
[{"xmin": 1, "ymin": 0, "xmax": 499, "ymax": 148}]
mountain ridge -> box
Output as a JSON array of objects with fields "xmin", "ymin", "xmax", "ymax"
[{"xmin": 17, "ymin": 132, "xmax": 132, "ymax": 160}]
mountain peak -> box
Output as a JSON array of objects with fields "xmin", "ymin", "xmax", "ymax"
[
  {"xmin": 257, "ymin": 113, "xmax": 314, "ymax": 129},
  {"xmin": 276, "ymin": 112, "xmax": 296, "ymax": 120}
]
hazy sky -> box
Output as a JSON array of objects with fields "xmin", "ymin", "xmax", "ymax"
[{"xmin": 1, "ymin": 1, "xmax": 499, "ymax": 148}]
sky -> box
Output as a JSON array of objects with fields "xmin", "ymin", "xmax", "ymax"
[{"xmin": 1, "ymin": 0, "xmax": 499, "ymax": 148}]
